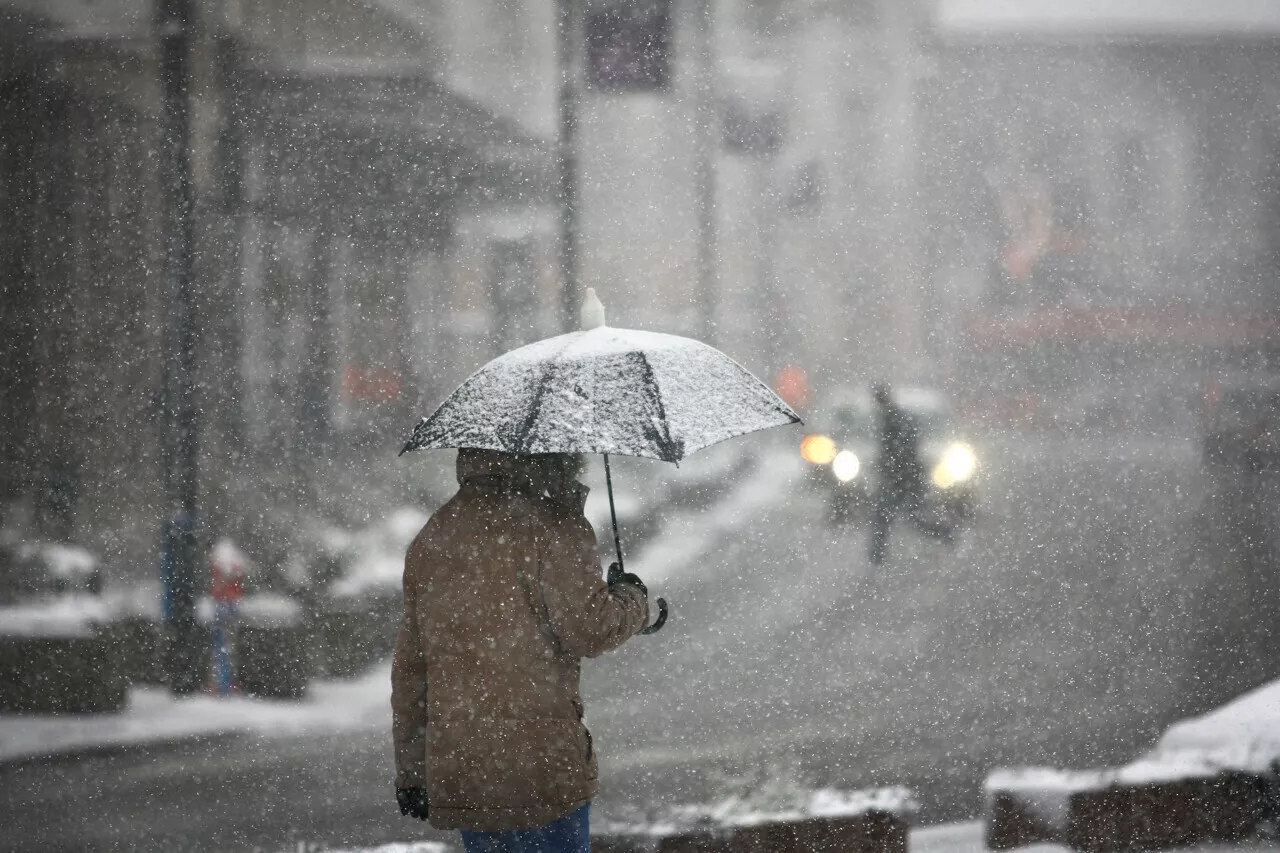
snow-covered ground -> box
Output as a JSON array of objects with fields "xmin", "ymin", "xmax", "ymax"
[
  {"xmin": 628, "ymin": 442, "xmax": 804, "ymax": 587},
  {"xmin": 263, "ymin": 821, "xmax": 1280, "ymax": 853},
  {"xmin": 0, "ymin": 662, "xmax": 393, "ymax": 765},
  {"xmin": 5, "ymin": 439, "xmax": 1278, "ymax": 853},
  {"xmin": 0, "ymin": 444, "xmax": 787, "ymax": 767}
]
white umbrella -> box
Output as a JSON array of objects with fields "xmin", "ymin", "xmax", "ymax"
[{"xmin": 401, "ymin": 290, "xmax": 802, "ymax": 633}]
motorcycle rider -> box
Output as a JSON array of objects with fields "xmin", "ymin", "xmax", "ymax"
[{"xmin": 869, "ymin": 381, "xmax": 926, "ymax": 564}]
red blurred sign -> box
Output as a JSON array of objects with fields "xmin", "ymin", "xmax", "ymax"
[
  {"xmin": 774, "ymin": 365, "xmax": 812, "ymax": 411},
  {"xmin": 343, "ymin": 365, "xmax": 402, "ymax": 403}
]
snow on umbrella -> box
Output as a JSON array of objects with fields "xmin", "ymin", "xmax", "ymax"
[{"xmin": 400, "ymin": 289, "xmax": 803, "ymax": 633}]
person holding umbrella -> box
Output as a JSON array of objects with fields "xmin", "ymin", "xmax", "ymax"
[
  {"xmin": 391, "ymin": 446, "xmax": 650, "ymax": 851},
  {"xmin": 394, "ymin": 289, "xmax": 800, "ymax": 850}
]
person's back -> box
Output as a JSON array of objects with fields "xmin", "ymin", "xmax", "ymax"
[
  {"xmin": 392, "ymin": 449, "xmax": 649, "ymax": 840},
  {"xmin": 869, "ymin": 383, "xmax": 924, "ymax": 564},
  {"xmin": 877, "ymin": 400, "xmax": 922, "ymax": 501}
]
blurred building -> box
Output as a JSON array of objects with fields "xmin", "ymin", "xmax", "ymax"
[
  {"xmin": 923, "ymin": 0, "xmax": 1280, "ymax": 420},
  {"xmin": 3, "ymin": 0, "xmax": 1279, "ymax": 576},
  {"xmin": 0, "ymin": 0, "xmax": 555, "ymax": 573}
]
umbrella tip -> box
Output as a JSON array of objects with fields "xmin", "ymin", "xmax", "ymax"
[{"xmin": 580, "ymin": 287, "xmax": 606, "ymax": 330}]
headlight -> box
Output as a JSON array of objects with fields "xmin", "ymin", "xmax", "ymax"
[
  {"xmin": 832, "ymin": 450, "xmax": 860, "ymax": 482},
  {"xmin": 801, "ymin": 434, "xmax": 838, "ymax": 465},
  {"xmin": 932, "ymin": 443, "xmax": 977, "ymax": 489}
]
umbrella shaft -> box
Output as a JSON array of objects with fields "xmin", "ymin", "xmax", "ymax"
[{"xmin": 604, "ymin": 453, "xmax": 624, "ymax": 573}]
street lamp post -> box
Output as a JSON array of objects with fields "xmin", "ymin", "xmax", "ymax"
[
  {"xmin": 692, "ymin": 0, "xmax": 718, "ymax": 345},
  {"xmin": 156, "ymin": 0, "xmax": 204, "ymax": 695},
  {"xmin": 558, "ymin": 0, "xmax": 581, "ymax": 332}
]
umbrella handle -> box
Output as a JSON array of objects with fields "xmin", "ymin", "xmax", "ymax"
[
  {"xmin": 603, "ymin": 454, "xmax": 667, "ymax": 636},
  {"xmin": 639, "ymin": 597, "xmax": 668, "ymax": 635}
]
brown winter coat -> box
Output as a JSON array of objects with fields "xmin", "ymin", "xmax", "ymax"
[{"xmin": 391, "ymin": 450, "xmax": 649, "ymax": 831}]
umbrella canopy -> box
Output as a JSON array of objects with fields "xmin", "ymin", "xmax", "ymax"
[{"xmin": 401, "ymin": 326, "xmax": 801, "ymax": 462}]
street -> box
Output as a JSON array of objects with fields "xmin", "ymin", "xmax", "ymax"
[{"xmin": 2, "ymin": 433, "xmax": 1278, "ymax": 852}]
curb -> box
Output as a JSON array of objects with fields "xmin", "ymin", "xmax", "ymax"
[
  {"xmin": 596, "ymin": 809, "xmax": 910, "ymax": 853},
  {"xmin": 0, "ymin": 729, "xmax": 246, "ymax": 771}
]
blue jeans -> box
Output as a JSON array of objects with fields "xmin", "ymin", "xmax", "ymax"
[{"xmin": 460, "ymin": 803, "xmax": 590, "ymax": 853}]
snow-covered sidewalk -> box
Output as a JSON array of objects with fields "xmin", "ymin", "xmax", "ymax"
[
  {"xmin": 0, "ymin": 444, "xmax": 786, "ymax": 768},
  {"xmin": 269, "ymin": 820, "xmax": 1280, "ymax": 853},
  {"xmin": 0, "ymin": 662, "xmax": 392, "ymax": 765}
]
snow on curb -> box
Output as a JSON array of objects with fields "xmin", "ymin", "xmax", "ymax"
[
  {"xmin": 984, "ymin": 768, "xmax": 1105, "ymax": 849},
  {"xmin": 595, "ymin": 786, "xmax": 916, "ymax": 853},
  {"xmin": 0, "ymin": 452, "xmax": 784, "ymax": 766},
  {"xmin": 286, "ymin": 844, "xmax": 451, "ymax": 853},
  {"xmin": 0, "ymin": 662, "xmax": 392, "ymax": 765},
  {"xmin": 1155, "ymin": 678, "xmax": 1280, "ymax": 773}
]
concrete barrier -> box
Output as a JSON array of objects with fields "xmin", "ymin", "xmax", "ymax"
[
  {"xmin": 311, "ymin": 594, "xmax": 399, "ymax": 679},
  {"xmin": 986, "ymin": 790, "xmax": 1062, "ymax": 850},
  {"xmin": 1066, "ymin": 772, "xmax": 1266, "ymax": 853},
  {"xmin": 0, "ymin": 634, "xmax": 127, "ymax": 713},
  {"xmin": 984, "ymin": 767, "xmax": 1102, "ymax": 850},
  {"xmin": 103, "ymin": 616, "xmax": 167, "ymax": 685}
]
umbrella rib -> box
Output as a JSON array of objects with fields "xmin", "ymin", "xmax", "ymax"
[
  {"xmin": 514, "ymin": 343, "xmax": 572, "ymax": 453},
  {"xmin": 632, "ymin": 350, "xmax": 682, "ymax": 462}
]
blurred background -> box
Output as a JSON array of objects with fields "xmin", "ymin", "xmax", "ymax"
[
  {"xmin": 2, "ymin": 0, "xmax": 1278, "ymax": 584},
  {"xmin": 2, "ymin": 1, "xmax": 1280, "ymax": 850}
]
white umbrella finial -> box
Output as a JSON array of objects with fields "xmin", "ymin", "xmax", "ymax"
[{"xmin": 580, "ymin": 287, "xmax": 606, "ymax": 330}]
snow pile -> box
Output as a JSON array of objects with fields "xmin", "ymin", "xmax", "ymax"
[
  {"xmin": 103, "ymin": 584, "xmax": 163, "ymax": 620},
  {"xmin": 30, "ymin": 543, "xmax": 97, "ymax": 580},
  {"xmin": 1151, "ymin": 678, "xmax": 1280, "ymax": 774},
  {"xmin": 327, "ymin": 507, "xmax": 428, "ymax": 601},
  {"xmin": 693, "ymin": 785, "xmax": 917, "ymax": 828},
  {"xmin": 1098, "ymin": 677, "xmax": 1280, "ymax": 783},
  {"xmin": 195, "ymin": 593, "xmax": 304, "ymax": 629},
  {"xmin": 0, "ymin": 594, "xmax": 112, "ymax": 639}
]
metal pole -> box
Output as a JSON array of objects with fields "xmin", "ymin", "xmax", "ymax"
[
  {"xmin": 603, "ymin": 453, "xmax": 624, "ymax": 571},
  {"xmin": 692, "ymin": 0, "xmax": 718, "ymax": 345},
  {"xmin": 156, "ymin": 0, "xmax": 203, "ymax": 695},
  {"xmin": 880, "ymin": 0, "xmax": 924, "ymax": 378},
  {"xmin": 558, "ymin": 0, "xmax": 581, "ymax": 332}
]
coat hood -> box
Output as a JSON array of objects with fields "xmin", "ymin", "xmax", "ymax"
[{"xmin": 456, "ymin": 448, "xmax": 537, "ymax": 492}]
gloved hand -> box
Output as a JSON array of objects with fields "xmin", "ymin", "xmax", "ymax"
[
  {"xmin": 396, "ymin": 787, "xmax": 430, "ymax": 821},
  {"xmin": 607, "ymin": 562, "xmax": 647, "ymax": 596}
]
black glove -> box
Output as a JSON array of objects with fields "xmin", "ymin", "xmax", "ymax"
[
  {"xmin": 607, "ymin": 562, "xmax": 647, "ymax": 596},
  {"xmin": 396, "ymin": 787, "xmax": 429, "ymax": 821}
]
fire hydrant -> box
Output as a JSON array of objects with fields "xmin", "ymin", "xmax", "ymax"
[{"xmin": 209, "ymin": 539, "xmax": 248, "ymax": 695}]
